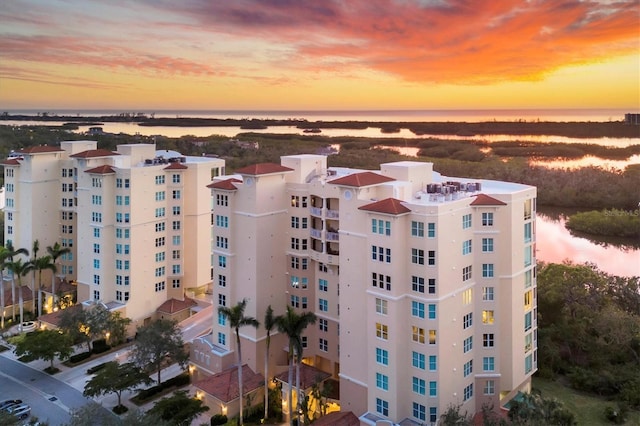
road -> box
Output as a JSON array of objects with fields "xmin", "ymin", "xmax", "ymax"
[{"xmin": 0, "ymin": 355, "xmax": 114, "ymax": 425}]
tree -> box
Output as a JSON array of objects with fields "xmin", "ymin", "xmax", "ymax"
[
  {"xmin": 263, "ymin": 304, "xmax": 276, "ymax": 420},
  {"xmin": 31, "ymin": 254, "xmax": 55, "ymax": 317},
  {"xmin": 59, "ymin": 306, "xmax": 92, "ymax": 351},
  {"xmin": 276, "ymin": 306, "xmax": 316, "ymax": 426},
  {"xmin": 5, "ymin": 257, "xmax": 32, "ymax": 328},
  {"xmin": 440, "ymin": 403, "xmax": 473, "ymax": 426},
  {"xmin": 29, "ymin": 240, "xmax": 40, "ymax": 313},
  {"xmin": 83, "ymin": 361, "xmax": 152, "ymax": 410},
  {"xmin": 106, "ymin": 311, "xmax": 132, "ymax": 345},
  {"xmin": 147, "ymin": 390, "xmax": 209, "ymax": 426},
  {"xmin": 508, "ymin": 393, "xmax": 577, "ymax": 425},
  {"xmin": 0, "ymin": 242, "xmax": 28, "ymax": 324},
  {"xmin": 130, "ymin": 319, "xmax": 188, "ymax": 384},
  {"xmin": 14, "ymin": 329, "xmax": 73, "ymax": 369},
  {"xmin": 46, "ymin": 242, "xmax": 70, "ymax": 308},
  {"xmin": 218, "ymin": 298, "xmax": 259, "ymax": 426}
]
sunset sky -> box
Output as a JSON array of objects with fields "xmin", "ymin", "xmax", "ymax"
[{"xmin": 0, "ymin": 0, "xmax": 638, "ymax": 111}]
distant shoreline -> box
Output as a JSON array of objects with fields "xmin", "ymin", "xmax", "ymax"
[{"xmin": 1, "ymin": 114, "xmax": 639, "ymax": 138}]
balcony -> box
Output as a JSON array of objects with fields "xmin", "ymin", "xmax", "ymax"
[
  {"xmin": 310, "ymin": 207, "xmax": 323, "ymax": 217},
  {"xmin": 326, "ymin": 209, "xmax": 339, "ymax": 219},
  {"xmin": 325, "ymin": 231, "xmax": 339, "ymax": 241},
  {"xmin": 310, "ymin": 229, "xmax": 323, "ymax": 239}
]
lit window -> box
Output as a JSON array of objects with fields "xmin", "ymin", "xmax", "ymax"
[
  {"xmin": 412, "ymin": 326, "xmax": 425, "ymax": 344},
  {"xmin": 376, "ymin": 323, "xmax": 388, "ymax": 340},
  {"xmin": 428, "ymin": 329, "xmax": 436, "ymax": 345},
  {"xmin": 482, "ymin": 310, "xmax": 495, "ymax": 324}
]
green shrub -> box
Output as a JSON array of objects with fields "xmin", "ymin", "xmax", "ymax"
[
  {"xmin": 87, "ymin": 362, "xmax": 107, "ymax": 374},
  {"xmin": 113, "ymin": 404, "xmax": 128, "ymax": 415},
  {"xmin": 68, "ymin": 351, "xmax": 91, "ymax": 363},
  {"xmin": 91, "ymin": 338, "xmax": 111, "ymax": 354},
  {"xmin": 210, "ymin": 414, "xmax": 227, "ymax": 425},
  {"xmin": 165, "ymin": 372, "xmax": 190, "ymax": 387}
]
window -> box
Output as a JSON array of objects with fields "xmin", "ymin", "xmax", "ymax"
[
  {"xmin": 291, "ymin": 217, "xmax": 301, "ymax": 229},
  {"xmin": 290, "ymin": 238, "xmax": 308, "ymax": 250},
  {"xmin": 411, "ymin": 248, "xmax": 424, "ymax": 265},
  {"xmin": 427, "ymin": 222, "xmax": 435, "ymax": 238},
  {"xmin": 376, "ymin": 298, "xmax": 388, "ymax": 315},
  {"xmin": 172, "ymin": 221, "xmax": 181, "ymax": 230},
  {"xmin": 483, "ymin": 263, "xmax": 494, "ymax": 278},
  {"xmin": 173, "ymin": 206, "xmax": 180, "ymax": 215},
  {"xmin": 218, "ymin": 312, "xmax": 227, "ymax": 326},
  {"xmin": 462, "ymin": 312, "xmax": 473, "ymax": 330},
  {"xmin": 524, "ymin": 222, "xmax": 532, "ymax": 243},
  {"xmin": 430, "ymin": 407, "xmax": 438, "ymax": 424},
  {"xmin": 412, "ymin": 276, "xmax": 424, "ymax": 293},
  {"xmin": 218, "ymin": 332, "xmax": 226, "ymax": 346},
  {"xmin": 319, "ymin": 338, "xmax": 328, "ymax": 352},
  {"xmin": 483, "ymin": 357, "xmax": 495, "ymax": 371},
  {"xmin": 427, "ymin": 250, "xmax": 435, "ymax": 266},
  {"xmin": 524, "ymin": 199, "xmax": 533, "ymax": 220},
  {"xmin": 216, "ymin": 194, "xmax": 228, "ymax": 206},
  {"xmin": 215, "ymin": 215, "xmax": 229, "ymax": 228},
  {"xmin": 301, "ymin": 336, "xmax": 308, "ymax": 348},
  {"xmin": 376, "ymin": 373, "xmax": 389, "ymax": 390},
  {"xmin": 372, "ymin": 246, "xmax": 391, "ymax": 263},
  {"xmin": 172, "ymin": 250, "xmax": 180, "ymax": 259},
  {"xmin": 93, "ymin": 259, "xmax": 100, "ymax": 269},
  {"xmin": 482, "ymin": 237, "xmax": 494, "ymax": 252},
  {"xmin": 462, "ymin": 213, "xmax": 472, "ymax": 229},
  {"xmin": 525, "ymin": 354, "xmax": 533, "ymax": 374},
  {"xmin": 463, "ymin": 265, "xmax": 472, "ymax": 281},
  {"xmin": 92, "ymin": 177, "xmax": 102, "ymax": 188},
  {"xmin": 376, "ymin": 398, "xmax": 389, "ymax": 416},
  {"xmin": 216, "ymin": 236, "xmax": 228, "ymax": 249},
  {"xmin": 462, "ymin": 239, "xmax": 472, "ymax": 255},
  {"xmin": 429, "ymin": 355, "xmax": 437, "ymax": 371},
  {"xmin": 93, "ymin": 228, "xmax": 100, "ymax": 238},
  {"xmin": 484, "ymin": 380, "xmax": 495, "ymax": 395},
  {"xmin": 290, "ymin": 195, "xmax": 307, "ymax": 208},
  {"xmin": 154, "ymin": 266, "xmax": 165, "ymax": 277},
  {"xmin": 93, "ymin": 243, "xmax": 100, "ymax": 254},
  {"xmin": 429, "ymin": 381, "xmax": 437, "ymax": 397},
  {"xmin": 411, "ymin": 221, "xmax": 424, "ymax": 237},
  {"xmin": 429, "ymin": 329, "xmax": 436, "ymax": 344},
  {"xmin": 91, "ymin": 195, "xmax": 102, "ymax": 205},
  {"xmin": 463, "ymin": 360, "xmax": 473, "ymax": 377},
  {"xmin": 372, "ymin": 219, "xmax": 391, "ymax": 236},
  {"xmin": 301, "ymin": 296, "xmax": 308, "ymax": 309},
  {"xmin": 155, "ymin": 175, "xmax": 165, "ymax": 184},
  {"xmin": 482, "ymin": 212, "xmax": 494, "ymax": 226},
  {"xmin": 155, "ymin": 281, "xmax": 165, "ymax": 292},
  {"xmin": 319, "ymin": 299, "xmax": 328, "ymax": 312},
  {"xmin": 463, "ymin": 384, "xmax": 474, "ymax": 401},
  {"xmin": 172, "ymin": 264, "xmax": 181, "ymax": 274},
  {"xmin": 376, "ymin": 323, "xmax": 388, "ymax": 340},
  {"xmin": 413, "ymin": 403, "xmax": 426, "ymax": 421},
  {"xmin": 319, "ymin": 279, "xmax": 328, "ymax": 292},
  {"xmin": 411, "ymin": 301, "xmax": 425, "ymax": 319},
  {"xmin": 483, "ymin": 333, "xmax": 495, "ymax": 348},
  {"xmin": 218, "ymin": 275, "xmax": 226, "ymax": 287},
  {"xmin": 155, "ymin": 222, "xmax": 165, "ymax": 232},
  {"xmin": 463, "ymin": 288, "xmax": 473, "ymax": 305},
  {"xmin": 172, "ymin": 174, "xmax": 181, "ymax": 184},
  {"xmin": 483, "ymin": 287, "xmax": 494, "ymax": 301},
  {"xmin": 155, "ymin": 237, "xmax": 165, "ymax": 247},
  {"xmin": 376, "ymin": 348, "xmax": 389, "ymax": 366},
  {"xmin": 412, "ymin": 326, "xmax": 425, "ymax": 344},
  {"xmin": 412, "ymin": 351, "xmax": 425, "ymax": 369},
  {"xmin": 93, "ymin": 290, "xmax": 100, "ymax": 301},
  {"xmin": 482, "ymin": 310, "xmax": 495, "ymax": 324},
  {"xmin": 218, "ymin": 255, "xmax": 227, "ymax": 268},
  {"xmin": 525, "ymin": 311, "xmax": 532, "ymax": 332},
  {"xmin": 525, "ymin": 245, "xmax": 533, "ymax": 267},
  {"xmin": 172, "ymin": 279, "xmax": 180, "ymax": 288},
  {"xmin": 290, "ymin": 295, "xmax": 300, "ymax": 308},
  {"xmin": 93, "ymin": 274, "xmax": 100, "ymax": 285},
  {"xmin": 218, "ymin": 294, "xmax": 226, "ymax": 306},
  {"xmin": 319, "ymin": 318, "xmax": 328, "ymax": 332},
  {"xmin": 155, "ymin": 207, "xmax": 165, "ymax": 218},
  {"xmin": 525, "ymin": 269, "xmax": 533, "ymax": 288},
  {"xmin": 524, "ymin": 290, "xmax": 533, "ymax": 310},
  {"xmin": 173, "ymin": 235, "xmax": 181, "ymax": 245},
  {"xmin": 412, "ymin": 377, "xmax": 426, "ymax": 395},
  {"xmin": 155, "ymin": 191, "xmax": 165, "ymax": 201},
  {"xmin": 172, "ymin": 190, "xmax": 181, "ymax": 199},
  {"xmin": 463, "ymin": 336, "xmax": 473, "ymax": 353},
  {"xmin": 428, "ymin": 278, "xmax": 436, "ymax": 294}
]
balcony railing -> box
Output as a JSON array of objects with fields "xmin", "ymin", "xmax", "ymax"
[
  {"xmin": 326, "ymin": 209, "xmax": 339, "ymax": 219},
  {"xmin": 325, "ymin": 231, "xmax": 339, "ymax": 241},
  {"xmin": 310, "ymin": 229, "xmax": 322, "ymax": 239},
  {"xmin": 310, "ymin": 207, "xmax": 323, "ymax": 217}
]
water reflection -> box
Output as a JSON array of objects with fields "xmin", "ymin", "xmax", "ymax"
[
  {"xmin": 536, "ymin": 209, "xmax": 640, "ymax": 277},
  {"xmin": 529, "ymin": 155, "xmax": 640, "ymax": 171}
]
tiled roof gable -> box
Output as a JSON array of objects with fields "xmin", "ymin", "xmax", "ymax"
[
  {"xmin": 194, "ymin": 365, "xmax": 264, "ymax": 402},
  {"xmin": 234, "ymin": 163, "xmax": 293, "ymax": 176},
  {"xmin": 0, "ymin": 158, "xmax": 21, "ymax": 166},
  {"xmin": 164, "ymin": 162, "xmax": 188, "ymax": 170},
  {"xmin": 207, "ymin": 178, "xmax": 242, "ymax": 190},
  {"xmin": 17, "ymin": 146, "xmax": 64, "ymax": 154},
  {"xmin": 156, "ymin": 297, "xmax": 197, "ymax": 314},
  {"xmin": 85, "ymin": 165, "xmax": 116, "ymax": 174},
  {"xmin": 359, "ymin": 198, "xmax": 411, "ymax": 215},
  {"xmin": 329, "ymin": 171, "xmax": 395, "ymax": 187},
  {"xmin": 470, "ymin": 193, "xmax": 507, "ymax": 206},
  {"xmin": 70, "ymin": 149, "xmax": 120, "ymax": 158}
]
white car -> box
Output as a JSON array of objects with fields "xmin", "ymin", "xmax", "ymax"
[{"xmin": 6, "ymin": 403, "xmax": 31, "ymax": 420}]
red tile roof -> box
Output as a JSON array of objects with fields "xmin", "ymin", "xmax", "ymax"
[
  {"xmin": 359, "ymin": 198, "xmax": 411, "ymax": 215},
  {"xmin": 312, "ymin": 411, "xmax": 360, "ymax": 426},
  {"xmin": 17, "ymin": 146, "xmax": 64, "ymax": 154},
  {"xmin": 0, "ymin": 285, "xmax": 34, "ymax": 307},
  {"xmin": 0, "ymin": 158, "xmax": 21, "ymax": 166},
  {"xmin": 470, "ymin": 193, "xmax": 507, "ymax": 206},
  {"xmin": 39, "ymin": 304, "xmax": 83, "ymax": 329},
  {"xmin": 194, "ymin": 365, "xmax": 264, "ymax": 403},
  {"xmin": 329, "ymin": 171, "xmax": 395, "ymax": 187},
  {"xmin": 70, "ymin": 149, "xmax": 120, "ymax": 158},
  {"xmin": 234, "ymin": 163, "xmax": 293, "ymax": 176},
  {"xmin": 207, "ymin": 178, "xmax": 242, "ymax": 190},
  {"xmin": 274, "ymin": 364, "xmax": 331, "ymax": 390},
  {"xmin": 85, "ymin": 165, "xmax": 116, "ymax": 174},
  {"xmin": 156, "ymin": 297, "xmax": 197, "ymax": 314},
  {"xmin": 164, "ymin": 162, "xmax": 188, "ymax": 170}
]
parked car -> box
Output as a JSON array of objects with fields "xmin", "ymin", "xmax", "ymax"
[
  {"xmin": 0, "ymin": 399, "xmax": 22, "ymax": 411},
  {"xmin": 6, "ymin": 403, "xmax": 30, "ymax": 420}
]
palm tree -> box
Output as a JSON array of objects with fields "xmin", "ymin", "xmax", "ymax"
[
  {"xmin": 46, "ymin": 242, "xmax": 70, "ymax": 308},
  {"xmin": 263, "ymin": 305, "xmax": 277, "ymax": 420},
  {"xmin": 29, "ymin": 240, "xmax": 40, "ymax": 313},
  {"xmin": 32, "ymin": 255, "xmax": 56, "ymax": 317},
  {"xmin": 0, "ymin": 242, "xmax": 28, "ymax": 324},
  {"xmin": 276, "ymin": 306, "xmax": 317, "ymax": 426},
  {"xmin": 218, "ymin": 298, "xmax": 259, "ymax": 426},
  {"xmin": 5, "ymin": 258, "xmax": 32, "ymax": 328}
]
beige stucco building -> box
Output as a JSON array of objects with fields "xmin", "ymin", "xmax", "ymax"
[
  {"xmin": 2, "ymin": 141, "xmax": 224, "ymax": 327},
  {"xmin": 201, "ymin": 154, "xmax": 537, "ymax": 425}
]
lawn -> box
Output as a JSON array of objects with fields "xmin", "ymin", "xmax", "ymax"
[{"xmin": 533, "ymin": 377, "xmax": 640, "ymax": 425}]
